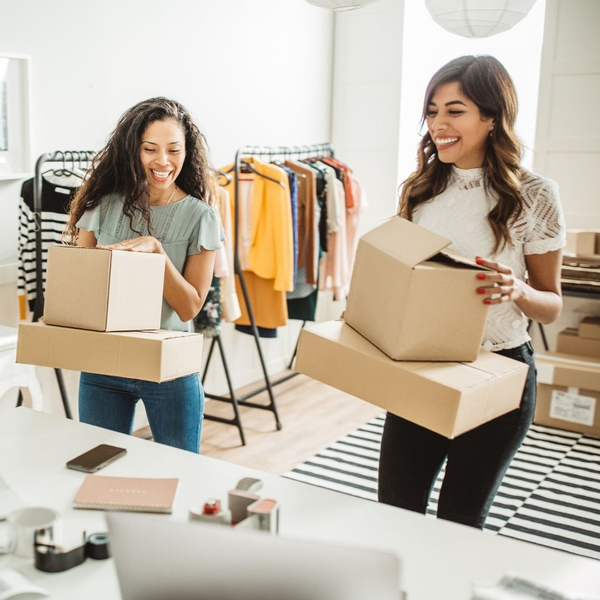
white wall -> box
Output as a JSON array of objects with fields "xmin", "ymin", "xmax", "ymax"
[
  {"xmin": 0, "ymin": 0, "xmax": 334, "ymax": 419},
  {"xmin": 330, "ymin": 0, "xmax": 405, "ymax": 237},
  {"xmin": 534, "ymin": 0, "xmax": 600, "ymax": 230},
  {"xmin": 529, "ymin": 0, "xmax": 600, "ymax": 353}
]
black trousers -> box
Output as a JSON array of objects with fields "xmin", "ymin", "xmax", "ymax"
[{"xmin": 377, "ymin": 342, "xmax": 537, "ymax": 529}]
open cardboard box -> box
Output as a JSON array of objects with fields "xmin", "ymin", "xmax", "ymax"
[
  {"xmin": 44, "ymin": 246, "xmax": 165, "ymax": 332},
  {"xmin": 344, "ymin": 216, "xmax": 489, "ymax": 362},
  {"xmin": 17, "ymin": 322, "xmax": 203, "ymax": 383},
  {"xmin": 295, "ymin": 320, "xmax": 528, "ymax": 438},
  {"xmin": 534, "ymin": 351, "xmax": 600, "ymax": 437}
]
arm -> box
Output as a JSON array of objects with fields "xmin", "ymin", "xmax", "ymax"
[
  {"xmin": 475, "ymin": 249, "xmax": 563, "ymax": 325},
  {"xmin": 163, "ymin": 248, "xmax": 216, "ymax": 323},
  {"xmin": 76, "ymin": 229, "xmax": 97, "ymax": 248},
  {"xmin": 97, "ymin": 236, "xmax": 215, "ymax": 323}
]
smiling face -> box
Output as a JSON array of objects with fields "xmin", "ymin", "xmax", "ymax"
[
  {"xmin": 139, "ymin": 118, "xmax": 186, "ymax": 199},
  {"xmin": 426, "ymin": 81, "xmax": 494, "ymax": 170}
]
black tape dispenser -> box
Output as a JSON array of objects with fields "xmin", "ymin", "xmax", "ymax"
[{"xmin": 34, "ymin": 532, "xmax": 110, "ymax": 573}]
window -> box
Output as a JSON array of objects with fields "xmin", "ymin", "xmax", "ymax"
[{"xmin": 397, "ymin": 0, "xmax": 547, "ymax": 187}]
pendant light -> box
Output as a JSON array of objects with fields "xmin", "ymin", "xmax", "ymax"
[
  {"xmin": 305, "ymin": 0, "xmax": 382, "ymax": 11},
  {"xmin": 425, "ymin": 0, "xmax": 538, "ymax": 38}
]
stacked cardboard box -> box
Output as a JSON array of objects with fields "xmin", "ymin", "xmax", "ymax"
[
  {"xmin": 556, "ymin": 323, "xmax": 600, "ymax": 359},
  {"xmin": 534, "ymin": 316, "xmax": 600, "ymax": 436},
  {"xmin": 565, "ymin": 230, "xmax": 600, "ymax": 256},
  {"xmin": 534, "ymin": 352, "xmax": 600, "ymax": 437},
  {"xmin": 17, "ymin": 246, "xmax": 203, "ymax": 382},
  {"xmin": 295, "ymin": 217, "xmax": 529, "ymax": 438}
]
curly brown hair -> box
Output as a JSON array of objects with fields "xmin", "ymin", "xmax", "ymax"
[
  {"xmin": 399, "ymin": 55, "xmax": 523, "ymax": 253},
  {"xmin": 66, "ymin": 97, "xmax": 214, "ymax": 243}
]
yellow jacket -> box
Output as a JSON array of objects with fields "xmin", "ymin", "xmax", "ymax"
[{"xmin": 221, "ymin": 157, "xmax": 293, "ymax": 292}]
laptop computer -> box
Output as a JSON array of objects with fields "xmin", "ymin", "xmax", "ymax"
[{"xmin": 106, "ymin": 512, "xmax": 402, "ymax": 600}]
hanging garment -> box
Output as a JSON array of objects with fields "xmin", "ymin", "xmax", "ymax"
[
  {"xmin": 193, "ymin": 276, "xmax": 222, "ymax": 338},
  {"xmin": 319, "ymin": 179, "xmax": 351, "ymax": 301},
  {"xmin": 320, "ymin": 156, "xmax": 356, "ymax": 209},
  {"xmin": 301, "ymin": 160, "xmax": 328, "ymax": 253},
  {"xmin": 284, "ymin": 160, "xmax": 319, "ymax": 285},
  {"xmin": 220, "ymin": 158, "xmax": 293, "ymax": 332},
  {"xmin": 276, "ymin": 164, "xmax": 299, "ymax": 281},
  {"xmin": 346, "ymin": 178, "xmax": 368, "ymax": 275},
  {"xmin": 320, "ymin": 164, "xmax": 342, "ymax": 234},
  {"xmin": 287, "ymin": 286, "xmax": 319, "ymax": 322},
  {"xmin": 17, "ymin": 176, "xmax": 79, "ymax": 318},
  {"xmin": 214, "ymin": 187, "xmax": 241, "ymax": 322}
]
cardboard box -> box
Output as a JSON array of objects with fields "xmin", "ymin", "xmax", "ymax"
[
  {"xmin": 295, "ymin": 321, "xmax": 528, "ymax": 438},
  {"xmin": 17, "ymin": 322, "xmax": 203, "ymax": 383},
  {"xmin": 579, "ymin": 316, "xmax": 600, "ymax": 340},
  {"xmin": 44, "ymin": 246, "xmax": 165, "ymax": 331},
  {"xmin": 344, "ymin": 217, "xmax": 489, "ymax": 362},
  {"xmin": 534, "ymin": 352, "xmax": 600, "ymax": 437},
  {"xmin": 556, "ymin": 328, "xmax": 600, "ymax": 359},
  {"xmin": 565, "ymin": 230, "xmax": 599, "ymax": 256}
]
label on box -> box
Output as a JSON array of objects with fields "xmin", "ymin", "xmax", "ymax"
[{"xmin": 550, "ymin": 389, "xmax": 596, "ymax": 426}]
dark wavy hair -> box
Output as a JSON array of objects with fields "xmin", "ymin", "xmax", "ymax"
[
  {"xmin": 399, "ymin": 55, "xmax": 523, "ymax": 253},
  {"xmin": 66, "ymin": 97, "xmax": 213, "ymax": 243}
]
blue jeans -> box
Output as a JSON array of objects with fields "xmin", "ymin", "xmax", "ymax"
[
  {"xmin": 79, "ymin": 372, "xmax": 204, "ymax": 453},
  {"xmin": 378, "ymin": 341, "xmax": 537, "ymax": 529}
]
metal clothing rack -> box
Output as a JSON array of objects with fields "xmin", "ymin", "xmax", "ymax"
[
  {"xmin": 16, "ymin": 150, "xmax": 94, "ymax": 419},
  {"xmin": 202, "ymin": 143, "xmax": 333, "ymax": 444}
]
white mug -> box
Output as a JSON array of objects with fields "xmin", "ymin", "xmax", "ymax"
[{"xmin": 0, "ymin": 507, "xmax": 60, "ymax": 559}]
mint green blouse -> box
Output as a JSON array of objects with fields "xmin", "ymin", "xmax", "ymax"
[{"xmin": 77, "ymin": 193, "xmax": 224, "ymax": 332}]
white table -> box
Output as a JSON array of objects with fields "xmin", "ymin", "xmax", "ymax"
[{"xmin": 0, "ymin": 408, "xmax": 599, "ymax": 599}]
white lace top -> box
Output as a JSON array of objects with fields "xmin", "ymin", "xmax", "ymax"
[{"xmin": 413, "ymin": 166, "xmax": 566, "ymax": 351}]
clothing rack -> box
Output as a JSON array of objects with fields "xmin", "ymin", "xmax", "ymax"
[
  {"xmin": 202, "ymin": 143, "xmax": 333, "ymax": 444},
  {"xmin": 17, "ymin": 150, "xmax": 94, "ymax": 419}
]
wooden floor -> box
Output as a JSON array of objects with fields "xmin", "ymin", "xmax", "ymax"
[{"xmin": 135, "ymin": 371, "xmax": 382, "ymax": 475}]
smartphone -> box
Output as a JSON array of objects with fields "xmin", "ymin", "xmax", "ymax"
[{"xmin": 66, "ymin": 444, "xmax": 127, "ymax": 473}]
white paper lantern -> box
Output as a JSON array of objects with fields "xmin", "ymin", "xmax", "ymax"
[
  {"xmin": 425, "ymin": 0, "xmax": 538, "ymax": 38},
  {"xmin": 305, "ymin": 0, "xmax": 382, "ymax": 11}
]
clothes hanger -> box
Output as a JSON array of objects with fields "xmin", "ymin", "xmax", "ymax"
[
  {"xmin": 51, "ymin": 151, "xmax": 84, "ymax": 179},
  {"xmin": 216, "ymin": 168, "xmax": 232, "ymax": 186},
  {"xmin": 226, "ymin": 158, "xmax": 285, "ymax": 188}
]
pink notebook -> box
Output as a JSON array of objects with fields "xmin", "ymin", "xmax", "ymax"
[{"xmin": 73, "ymin": 475, "xmax": 179, "ymax": 514}]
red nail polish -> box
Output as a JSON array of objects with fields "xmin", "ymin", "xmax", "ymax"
[
  {"xmin": 477, "ymin": 289, "xmax": 485, "ymax": 295},
  {"xmin": 476, "ymin": 273, "xmax": 486, "ymax": 280},
  {"xmin": 484, "ymin": 299, "xmax": 491, "ymax": 305},
  {"xmin": 475, "ymin": 257, "xmax": 484, "ymax": 265}
]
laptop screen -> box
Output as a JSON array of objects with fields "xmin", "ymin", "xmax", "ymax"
[{"xmin": 106, "ymin": 512, "xmax": 401, "ymax": 600}]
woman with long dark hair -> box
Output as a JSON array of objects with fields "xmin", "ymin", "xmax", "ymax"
[
  {"xmin": 66, "ymin": 97, "xmax": 223, "ymax": 453},
  {"xmin": 378, "ymin": 56, "xmax": 565, "ymax": 528}
]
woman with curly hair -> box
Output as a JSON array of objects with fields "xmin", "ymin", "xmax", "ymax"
[
  {"xmin": 66, "ymin": 97, "xmax": 223, "ymax": 453},
  {"xmin": 377, "ymin": 56, "xmax": 566, "ymax": 528}
]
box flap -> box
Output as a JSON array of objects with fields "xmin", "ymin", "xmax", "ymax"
[
  {"xmin": 436, "ymin": 249, "xmax": 493, "ymax": 271},
  {"xmin": 359, "ymin": 216, "xmax": 451, "ymax": 268}
]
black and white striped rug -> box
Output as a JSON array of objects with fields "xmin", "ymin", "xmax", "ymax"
[{"xmin": 285, "ymin": 415, "xmax": 600, "ymax": 561}]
